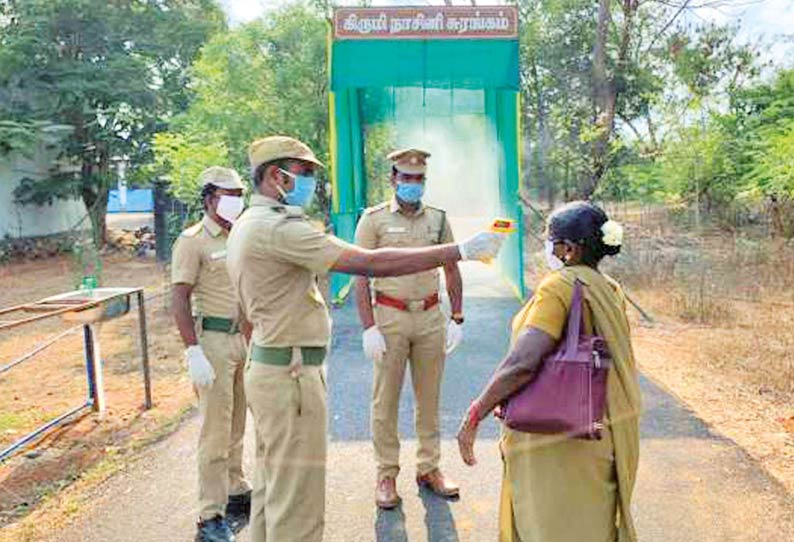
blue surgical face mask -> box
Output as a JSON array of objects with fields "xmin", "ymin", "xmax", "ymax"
[
  {"xmin": 279, "ymin": 169, "xmax": 317, "ymax": 208},
  {"xmin": 395, "ymin": 182, "xmax": 424, "ymax": 204}
]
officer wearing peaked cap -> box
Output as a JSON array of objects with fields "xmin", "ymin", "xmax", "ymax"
[
  {"xmin": 225, "ymin": 136, "xmax": 507, "ymax": 542},
  {"xmin": 355, "ymin": 148, "xmax": 464, "ymax": 509},
  {"xmin": 171, "ymin": 166, "xmax": 252, "ymax": 542}
]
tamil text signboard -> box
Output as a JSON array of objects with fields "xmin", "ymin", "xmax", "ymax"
[{"xmin": 334, "ymin": 6, "xmax": 519, "ymax": 41}]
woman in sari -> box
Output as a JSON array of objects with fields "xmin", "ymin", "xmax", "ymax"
[{"xmin": 456, "ymin": 201, "xmax": 642, "ymax": 542}]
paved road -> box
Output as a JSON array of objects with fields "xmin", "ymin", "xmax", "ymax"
[{"xmin": 48, "ymin": 264, "xmax": 794, "ymax": 542}]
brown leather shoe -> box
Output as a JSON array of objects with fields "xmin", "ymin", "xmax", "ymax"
[
  {"xmin": 416, "ymin": 469, "xmax": 460, "ymax": 499},
  {"xmin": 375, "ymin": 477, "xmax": 401, "ymax": 509}
]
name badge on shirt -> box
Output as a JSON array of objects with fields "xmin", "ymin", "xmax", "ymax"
[
  {"xmin": 210, "ymin": 250, "xmax": 227, "ymax": 261},
  {"xmin": 386, "ymin": 226, "xmax": 407, "ymax": 234}
]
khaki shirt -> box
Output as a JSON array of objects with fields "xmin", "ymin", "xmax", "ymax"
[
  {"xmin": 355, "ymin": 198, "xmax": 454, "ymax": 300},
  {"xmin": 171, "ymin": 215, "xmax": 237, "ymax": 319},
  {"xmin": 226, "ymin": 194, "xmax": 352, "ymax": 348}
]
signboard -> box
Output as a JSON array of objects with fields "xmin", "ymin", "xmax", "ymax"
[{"xmin": 334, "ymin": 6, "xmax": 519, "ymax": 41}]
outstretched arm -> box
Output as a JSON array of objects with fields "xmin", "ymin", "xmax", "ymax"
[
  {"xmin": 332, "ymin": 243, "xmax": 462, "ymax": 277},
  {"xmin": 332, "ymin": 230, "xmax": 506, "ymax": 278}
]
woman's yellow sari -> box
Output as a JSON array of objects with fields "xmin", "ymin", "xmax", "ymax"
[{"xmin": 500, "ymin": 266, "xmax": 641, "ymax": 542}]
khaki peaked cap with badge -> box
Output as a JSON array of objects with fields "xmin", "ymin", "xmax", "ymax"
[
  {"xmin": 197, "ymin": 165, "xmax": 246, "ymax": 190},
  {"xmin": 388, "ymin": 148, "xmax": 431, "ymax": 175},
  {"xmin": 249, "ymin": 135, "xmax": 325, "ymax": 172}
]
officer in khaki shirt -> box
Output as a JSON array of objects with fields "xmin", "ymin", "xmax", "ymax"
[
  {"xmin": 171, "ymin": 167, "xmax": 251, "ymax": 542},
  {"xmin": 355, "ymin": 149, "xmax": 464, "ymax": 509},
  {"xmin": 226, "ymin": 135, "xmax": 507, "ymax": 542}
]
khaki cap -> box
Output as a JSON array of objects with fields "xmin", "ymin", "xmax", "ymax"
[
  {"xmin": 248, "ymin": 135, "xmax": 324, "ymax": 171},
  {"xmin": 198, "ymin": 166, "xmax": 245, "ymax": 190},
  {"xmin": 387, "ymin": 148, "xmax": 430, "ymax": 175}
]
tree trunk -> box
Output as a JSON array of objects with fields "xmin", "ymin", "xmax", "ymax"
[
  {"xmin": 587, "ymin": 0, "xmax": 614, "ymax": 199},
  {"xmin": 527, "ymin": 57, "xmax": 553, "ymax": 208},
  {"xmin": 81, "ymin": 184, "xmax": 109, "ymax": 249},
  {"xmin": 94, "ymin": 188, "xmax": 109, "ymax": 248},
  {"xmin": 81, "ymin": 167, "xmax": 109, "ymax": 249},
  {"xmin": 587, "ymin": 0, "xmax": 638, "ymax": 199}
]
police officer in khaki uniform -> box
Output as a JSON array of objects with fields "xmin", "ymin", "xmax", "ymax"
[
  {"xmin": 354, "ymin": 149, "xmax": 464, "ymax": 509},
  {"xmin": 172, "ymin": 167, "xmax": 251, "ymax": 542},
  {"xmin": 226, "ymin": 135, "xmax": 506, "ymax": 542}
]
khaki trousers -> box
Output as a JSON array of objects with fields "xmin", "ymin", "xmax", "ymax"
[
  {"xmin": 197, "ymin": 330, "xmax": 251, "ymax": 520},
  {"xmin": 372, "ymin": 305, "xmax": 446, "ymax": 480},
  {"xmin": 245, "ymin": 357, "xmax": 327, "ymax": 542}
]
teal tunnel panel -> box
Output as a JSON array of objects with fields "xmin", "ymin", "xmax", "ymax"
[
  {"xmin": 490, "ymin": 89, "xmax": 525, "ymax": 299},
  {"xmin": 330, "ymin": 88, "xmax": 366, "ymax": 300},
  {"xmin": 331, "ymin": 40, "xmax": 519, "ymax": 91}
]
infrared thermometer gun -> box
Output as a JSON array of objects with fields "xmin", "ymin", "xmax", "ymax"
[
  {"xmin": 490, "ymin": 218, "xmax": 516, "ymax": 234},
  {"xmin": 483, "ymin": 218, "xmax": 516, "ymax": 263}
]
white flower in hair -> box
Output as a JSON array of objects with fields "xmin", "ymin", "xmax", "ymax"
[{"xmin": 601, "ymin": 220, "xmax": 623, "ymax": 247}]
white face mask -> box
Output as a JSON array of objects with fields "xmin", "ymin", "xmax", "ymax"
[
  {"xmin": 544, "ymin": 240, "xmax": 565, "ymax": 271},
  {"xmin": 216, "ymin": 195, "xmax": 244, "ymax": 223}
]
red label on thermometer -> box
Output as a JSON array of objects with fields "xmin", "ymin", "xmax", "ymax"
[{"xmin": 490, "ymin": 218, "xmax": 516, "ymax": 233}]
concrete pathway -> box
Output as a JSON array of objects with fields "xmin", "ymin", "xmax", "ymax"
[{"xmin": 47, "ymin": 261, "xmax": 794, "ymax": 542}]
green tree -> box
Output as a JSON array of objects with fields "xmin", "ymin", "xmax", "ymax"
[
  {"xmin": 150, "ymin": 132, "xmax": 229, "ymax": 205},
  {"xmin": 158, "ymin": 3, "xmax": 329, "ymax": 211},
  {"xmin": 732, "ymin": 70, "xmax": 794, "ymax": 236},
  {"xmin": 0, "ymin": 0, "xmax": 225, "ymax": 246},
  {"xmin": 516, "ymin": 0, "xmax": 760, "ymax": 202}
]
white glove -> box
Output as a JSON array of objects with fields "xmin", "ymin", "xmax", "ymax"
[
  {"xmin": 362, "ymin": 326, "xmax": 387, "ymax": 363},
  {"xmin": 445, "ymin": 320, "xmax": 463, "ymax": 354},
  {"xmin": 458, "ymin": 231, "xmax": 506, "ymax": 261},
  {"xmin": 185, "ymin": 345, "xmax": 215, "ymax": 387}
]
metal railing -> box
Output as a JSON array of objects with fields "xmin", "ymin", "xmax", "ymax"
[{"xmin": 0, "ymin": 288, "xmax": 151, "ymax": 462}]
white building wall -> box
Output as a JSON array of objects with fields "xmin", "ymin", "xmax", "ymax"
[{"xmin": 0, "ymin": 150, "xmax": 87, "ymax": 239}]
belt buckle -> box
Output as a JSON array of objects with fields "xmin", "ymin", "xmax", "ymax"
[{"xmin": 407, "ymin": 299, "xmax": 425, "ymax": 312}]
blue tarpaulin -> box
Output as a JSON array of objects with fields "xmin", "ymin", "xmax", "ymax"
[{"xmin": 107, "ymin": 189, "xmax": 153, "ymax": 213}]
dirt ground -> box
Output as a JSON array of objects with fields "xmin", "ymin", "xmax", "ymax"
[
  {"xmin": 0, "ymin": 252, "xmax": 194, "ymax": 525},
  {"xmin": 628, "ymin": 296, "xmax": 794, "ymax": 494}
]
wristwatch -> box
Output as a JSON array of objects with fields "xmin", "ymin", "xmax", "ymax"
[{"xmin": 451, "ymin": 313, "xmax": 465, "ymax": 325}]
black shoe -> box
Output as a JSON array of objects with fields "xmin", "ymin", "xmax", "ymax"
[
  {"xmin": 226, "ymin": 490, "xmax": 251, "ymax": 517},
  {"xmin": 225, "ymin": 491, "xmax": 251, "ymax": 533},
  {"xmin": 195, "ymin": 515, "xmax": 235, "ymax": 542}
]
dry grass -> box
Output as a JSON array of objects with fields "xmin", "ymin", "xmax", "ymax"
[{"xmin": 601, "ymin": 204, "xmax": 794, "ymax": 395}]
